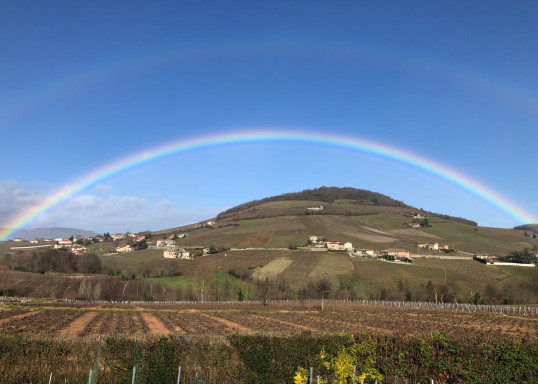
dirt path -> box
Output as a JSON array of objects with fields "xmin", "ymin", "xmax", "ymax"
[
  {"xmin": 59, "ymin": 312, "xmax": 98, "ymax": 335},
  {"xmin": 200, "ymin": 313, "xmax": 253, "ymax": 332},
  {"xmin": 140, "ymin": 312, "xmax": 171, "ymax": 334}
]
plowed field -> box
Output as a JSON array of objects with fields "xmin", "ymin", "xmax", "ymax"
[{"xmin": 1, "ymin": 300, "xmax": 536, "ymax": 340}]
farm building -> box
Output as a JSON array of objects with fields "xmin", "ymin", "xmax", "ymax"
[
  {"xmin": 163, "ymin": 249, "xmax": 191, "ymax": 259},
  {"xmin": 380, "ymin": 248, "xmax": 410, "ymax": 259},
  {"xmin": 116, "ymin": 245, "xmax": 133, "ymax": 253},
  {"xmin": 326, "ymin": 241, "xmax": 353, "ymax": 251}
]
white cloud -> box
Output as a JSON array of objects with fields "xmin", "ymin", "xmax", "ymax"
[
  {"xmin": 0, "ymin": 181, "xmax": 45, "ymax": 219},
  {"xmin": 0, "ymin": 181, "xmax": 223, "ymax": 234},
  {"xmin": 93, "ymin": 184, "xmax": 113, "ymax": 195}
]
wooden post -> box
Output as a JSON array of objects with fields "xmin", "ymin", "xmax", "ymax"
[
  {"xmin": 352, "ymin": 365, "xmax": 356, "ymax": 384},
  {"xmin": 310, "ymin": 367, "xmax": 313, "ymax": 384},
  {"xmin": 131, "ymin": 366, "xmax": 136, "ymax": 384},
  {"xmin": 177, "ymin": 366, "xmax": 182, "ymax": 384}
]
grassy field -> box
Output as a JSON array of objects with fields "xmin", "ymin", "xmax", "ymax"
[
  {"xmin": 421, "ymin": 222, "xmax": 534, "ymax": 255},
  {"xmin": 99, "ymin": 248, "xmax": 165, "ymax": 270},
  {"xmin": 353, "ymin": 214, "xmax": 411, "ymax": 231}
]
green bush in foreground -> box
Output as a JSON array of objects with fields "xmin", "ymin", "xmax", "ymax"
[{"xmin": 0, "ymin": 332, "xmax": 536, "ymax": 383}]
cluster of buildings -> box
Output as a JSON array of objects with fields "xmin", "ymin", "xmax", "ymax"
[
  {"xmin": 309, "ymin": 235, "xmax": 411, "ymax": 261},
  {"xmin": 152, "ymin": 235, "xmax": 193, "ymax": 259},
  {"xmin": 309, "ymin": 235, "xmax": 353, "ymax": 251},
  {"xmin": 417, "ymin": 242, "xmax": 449, "ymax": 251}
]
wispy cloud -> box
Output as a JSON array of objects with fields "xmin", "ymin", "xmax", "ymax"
[{"xmin": 0, "ymin": 181, "xmax": 223, "ymax": 233}]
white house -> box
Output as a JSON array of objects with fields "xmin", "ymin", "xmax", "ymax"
[
  {"xmin": 163, "ymin": 249, "xmax": 191, "ymax": 259},
  {"xmin": 326, "ymin": 241, "xmax": 353, "ymax": 251},
  {"xmin": 156, "ymin": 239, "xmax": 175, "ymax": 247},
  {"xmin": 309, "ymin": 235, "xmax": 325, "ymax": 245},
  {"xmin": 116, "ymin": 245, "xmax": 133, "ymax": 253}
]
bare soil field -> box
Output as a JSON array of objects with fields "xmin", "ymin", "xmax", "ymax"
[
  {"xmin": 237, "ymin": 235, "xmax": 270, "ymax": 246},
  {"xmin": 1, "ymin": 300, "xmax": 535, "ymax": 340}
]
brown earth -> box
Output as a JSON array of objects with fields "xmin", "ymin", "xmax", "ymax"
[
  {"xmin": 59, "ymin": 311, "xmax": 98, "ymax": 335},
  {"xmin": 139, "ymin": 312, "xmax": 170, "ymax": 334}
]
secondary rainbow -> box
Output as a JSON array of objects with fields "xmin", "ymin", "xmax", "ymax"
[{"xmin": 1, "ymin": 129, "xmax": 535, "ymax": 240}]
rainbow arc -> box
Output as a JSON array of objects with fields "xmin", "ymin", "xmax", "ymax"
[{"xmin": 1, "ymin": 129, "xmax": 535, "ymax": 240}]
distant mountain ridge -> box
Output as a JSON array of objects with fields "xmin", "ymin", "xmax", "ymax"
[{"xmin": 5, "ymin": 227, "xmax": 98, "ymax": 241}]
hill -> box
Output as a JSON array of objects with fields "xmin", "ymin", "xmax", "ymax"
[
  {"xmin": 1, "ymin": 187, "xmax": 536, "ymax": 304},
  {"xmin": 216, "ymin": 186, "xmax": 476, "ymax": 225}
]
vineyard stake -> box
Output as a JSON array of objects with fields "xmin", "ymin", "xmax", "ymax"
[
  {"xmin": 132, "ymin": 366, "xmax": 137, "ymax": 384},
  {"xmin": 317, "ymin": 375, "xmax": 320, "ymax": 384},
  {"xmin": 177, "ymin": 365, "xmax": 182, "ymax": 384},
  {"xmin": 48, "ymin": 372, "xmax": 52, "ymax": 384},
  {"xmin": 353, "ymin": 365, "xmax": 356, "ymax": 384},
  {"xmin": 87, "ymin": 369, "xmax": 93, "ymax": 384},
  {"xmin": 310, "ymin": 367, "xmax": 313, "ymax": 384}
]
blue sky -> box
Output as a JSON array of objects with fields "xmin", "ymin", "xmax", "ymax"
[{"xmin": 1, "ymin": 1, "xmax": 537, "ymax": 235}]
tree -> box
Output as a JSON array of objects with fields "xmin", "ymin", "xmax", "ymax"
[
  {"xmin": 505, "ymin": 248, "xmax": 536, "ymax": 264},
  {"xmin": 316, "ymin": 275, "xmax": 331, "ymax": 311},
  {"xmin": 237, "ymin": 287, "xmax": 244, "ymax": 301},
  {"xmin": 134, "ymin": 239, "xmax": 148, "ymax": 250},
  {"xmin": 194, "ymin": 262, "xmax": 215, "ymax": 302},
  {"xmin": 77, "ymin": 253, "xmax": 102, "ymax": 274},
  {"xmin": 257, "ymin": 277, "xmax": 271, "ymax": 306}
]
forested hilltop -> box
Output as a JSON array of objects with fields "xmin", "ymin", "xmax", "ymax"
[{"xmin": 217, "ymin": 186, "xmax": 477, "ymax": 226}]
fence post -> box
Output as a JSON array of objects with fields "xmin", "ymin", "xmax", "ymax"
[
  {"xmin": 132, "ymin": 366, "xmax": 137, "ymax": 384},
  {"xmin": 177, "ymin": 366, "xmax": 182, "ymax": 384}
]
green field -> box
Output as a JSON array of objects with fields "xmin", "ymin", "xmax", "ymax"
[{"xmin": 421, "ymin": 222, "xmax": 533, "ymax": 255}]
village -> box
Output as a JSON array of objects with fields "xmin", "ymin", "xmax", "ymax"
[{"xmin": 9, "ymin": 225, "xmax": 535, "ymax": 267}]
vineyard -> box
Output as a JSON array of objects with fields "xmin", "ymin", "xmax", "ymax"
[
  {"xmin": 1, "ymin": 299, "xmax": 536, "ymax": 339},
  {"xmin": 0, "ymin": 299, "xmax": 537, "ymax": 383}
]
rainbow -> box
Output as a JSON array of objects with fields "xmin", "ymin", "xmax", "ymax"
[{"xmin": 0, "ymin": 129, "xmax": 535, "ymax": 240}]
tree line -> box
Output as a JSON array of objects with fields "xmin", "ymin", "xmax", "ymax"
[{"xmin": 2, "ymin": 249, "xmax": 102, "ymax": 274}]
